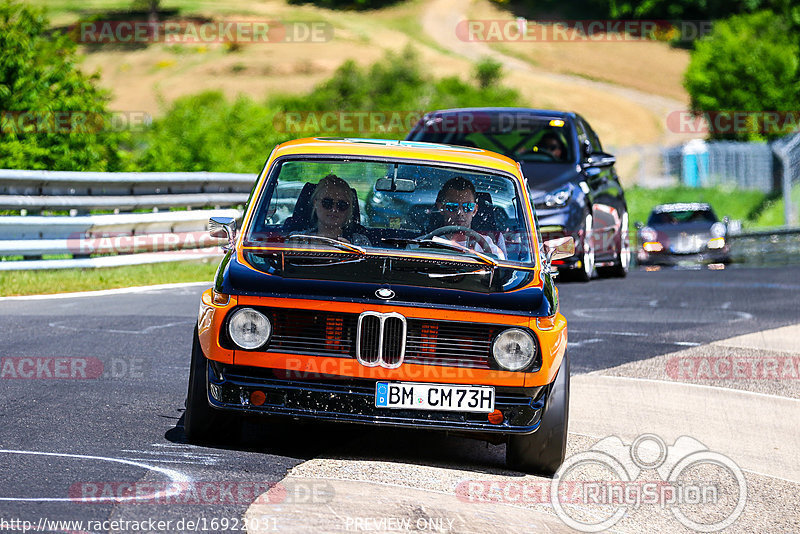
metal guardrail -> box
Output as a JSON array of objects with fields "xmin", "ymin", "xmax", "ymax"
[
  {"xmin": 728, "ymin": 227, "xmax": 800, "ymax": 266},
  {"xmin": 2, "ymin": 169, "xmax": 800, "ymax": 271},
  {"xmin": 1, "ymin": 169, "xmax": 254, "ymax": 270}
]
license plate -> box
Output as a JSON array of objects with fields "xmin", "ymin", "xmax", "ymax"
[
  {"xmin": 671, "ymin": 236, "xmax": 700, "ymax": 254},
  {"xmin": 375, "ymin": 382, "xmax": 495, "ymax": 413}
]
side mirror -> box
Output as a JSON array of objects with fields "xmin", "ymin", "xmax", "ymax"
[
  {"xmin": 582, "ymin": 139, "xmax": 593, "ymax": 159},
  {"xmin": 209, "ymin": 216, "xmax": 236, "ymax": 251},
  {"xmin": 544, "ymin": 236, "xmax": 575, "ymax": 263},
  {"xmin": 585, "ymin": 151, "xmax": 616, "ymax": 168}
]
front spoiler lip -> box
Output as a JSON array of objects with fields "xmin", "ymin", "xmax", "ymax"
[{"xmin": 207, "ymin": 363, "xmax": 545, "ymax": 434}]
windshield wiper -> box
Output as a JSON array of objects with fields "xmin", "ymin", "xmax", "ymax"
[
  {"xmin": 284, "ymin": 234, "xmax": 366, "ymax": 256},
  {"xmin": 381, "ymin": 237, "xmax": 500, "ymax": 269},
  {"xmin": 425, "ymin": 268, "xmax": 493, "ymax": 278}
]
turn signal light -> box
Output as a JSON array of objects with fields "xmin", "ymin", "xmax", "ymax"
[
  {"xmin": 212, "ymin": 290, "xmax": 230, "ymax": 305},
  {"xmin": 536, "ymin": 316, "xmax": 556, "ymax": 331},
  {"xmin": 250, "ymin": 390, "xmax": 266, "ymax": 406},
  {"xmin": 488, "ymin": 409, "xmax": 504, "ymax": 425}
]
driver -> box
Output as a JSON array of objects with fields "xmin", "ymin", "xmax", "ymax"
[
  {"xmin": 535, "ymin": 132, "xmax": 566, "ymax": 161},
  {"xmin": 434, "ymin": 177, "xmax": 506, "ymax": 259}
]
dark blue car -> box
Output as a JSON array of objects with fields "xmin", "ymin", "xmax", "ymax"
[{"xmin": 404, "ymin": 108, "xmax": 630, "ymax": 281}]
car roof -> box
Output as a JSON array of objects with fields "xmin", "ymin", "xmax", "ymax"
[
  {"xmin": 271, "ymin": 137, "xmax": 523, "ymax": 177},
  {"xmin": 652, "ymin": 203, "xmax": 713, "ymax": 213},
  {"xmin": 420, "ymin": 107, "xmax": 574, "ymax": 119}
]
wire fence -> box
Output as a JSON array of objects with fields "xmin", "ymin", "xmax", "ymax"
[{"xmin": 773, "ymin": 132, "xmax": 800, "ymax": 226}]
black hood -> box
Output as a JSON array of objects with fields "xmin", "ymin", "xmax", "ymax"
[
  {"xmin": 520, "ymin": 162, "xmax": 580, "ymax": 199},
  {"xmin": 216, "ymin": 253, "xmax": 553, "ymax": 317}
]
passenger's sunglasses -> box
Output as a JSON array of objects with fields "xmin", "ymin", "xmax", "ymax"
[
  {"xmin": 320, "ymin": 197, "xmax": 350, "ymax": 211},
  {"xmin": 443, "ymin": 202, "xmax": 477, "ymax": 213}
]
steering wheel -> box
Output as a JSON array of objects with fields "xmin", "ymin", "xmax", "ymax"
[
  {"xmin": 421, "ymin": 225, "xmax": 493, "ymax": 254},
  {"xmin": 532, "ymin": 147, "xmax": 559, "ymax": 161}
]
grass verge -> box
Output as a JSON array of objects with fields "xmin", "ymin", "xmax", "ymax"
[
  {"xmin": 751, "ymin": 183, "xmax": 800, "ymax": 227},
  {"xmin": 625, "ymin": 185, "xmax": 771, "ymax": 228},
  {"xmin": 0, "ymin": 259, "xmax": 218, "ymax": 297}
]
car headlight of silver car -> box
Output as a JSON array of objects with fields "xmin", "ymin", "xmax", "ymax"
[
  {"xmin": 492, "ymin": 328, "xmax": 537, "ymax": 371},
  {"xmin": 544, "ymin": 184, "xmax": 574, "ymax": 208},
  {"xmin": 640, "ymin": 226, "xmax": 658, "ymax": 243},
  {"xmin": 228, "ymin": 307, "xmax": 272, "ymax": 350}
]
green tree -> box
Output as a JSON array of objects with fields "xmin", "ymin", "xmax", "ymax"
[
  {"xmin": 684, "ymin": 11, "xmax": 800, "ymax": 140},
  {"xmin": 0, "ymin": 0, "xmax": 125, "ymax": 170}
]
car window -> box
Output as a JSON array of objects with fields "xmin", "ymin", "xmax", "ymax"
[
  {"xmin": 408, "ymin": 116, "xmax": 574, "ymax": 163},
  {"xmin": 580, "ymin": 117, "xmax": 603, "ymax": 152},
  {"xmin": 246, "ymin": 158, "xmax": 534, "ymax": 263}
]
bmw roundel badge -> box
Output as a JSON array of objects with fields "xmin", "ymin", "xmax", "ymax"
[{"xmin": 376, "ymin": 288, "xmax": 395, "ymax": 300}]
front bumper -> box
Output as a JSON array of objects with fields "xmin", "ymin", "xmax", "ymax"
[
  {"xmin": 638, "ymin": 248, "xmax": 731, "ymax": 266},
  {"xmin": 207, "ymin": 362, "xmax": 547, "ymax": 434}
]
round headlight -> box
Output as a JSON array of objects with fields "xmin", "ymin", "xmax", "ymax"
[
  {"xmin": 640, "ymin": 226, "xmax": 657, "ymax": 242},
  {"xmin": 710, "ymin": 222, "xmax": 726, "ymax": 238},
  {"xmin": 492, "ymin": 328, "xmax": 537, "ymax": 371},
  {"xmin": 228, "ymin": 308, "xmax": 271, "ymax": 350}
]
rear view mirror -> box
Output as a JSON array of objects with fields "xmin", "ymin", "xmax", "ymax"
[
  {"xmin": 375, "ymin": 178, "xmax": 416, "ymax": 192},
  {"xmin": 544, "ymin": 236, "xmax": 575, "ymax": 262}
]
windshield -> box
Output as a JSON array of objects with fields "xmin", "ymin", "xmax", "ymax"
[
  {"xmin": 245, "ymin": 158, "xmax": 535, "ymax": 264},
  {"xmin": 648, "ymin": 209, "xmax": 717, "ymax": 225},
  {"xmin": 407, "ymin": 115, "xmax": 574, "ymax": 163}
]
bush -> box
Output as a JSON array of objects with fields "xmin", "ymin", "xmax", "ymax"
[
  {"xmin": 684, "ymin": 11, "xmax": 800, "ymax": 141},
  {"xmin": 474, "ymin": 57, "xmax": 503, "ymax": 89},
  {"xmin": 0, "ymin": 0, "xmax": 126, "ymax": 170}
]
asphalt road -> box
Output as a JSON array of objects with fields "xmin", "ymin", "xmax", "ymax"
[{"xmin": 1, "ymin": 264, "xmax": 799, "ymax": 533}]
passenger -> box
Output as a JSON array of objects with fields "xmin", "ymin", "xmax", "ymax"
[
  {"xmin": 305, "ymin": 174, "xmax": 370, "ymax": 246},
  {"xmin": 434, "ymin": 177, "xmax": 506, "ymax": 259}
]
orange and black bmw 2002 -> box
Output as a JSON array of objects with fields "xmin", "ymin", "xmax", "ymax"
[{"xmin": 185, "ymin": 137, "xmax": 575, "ymax": 474}]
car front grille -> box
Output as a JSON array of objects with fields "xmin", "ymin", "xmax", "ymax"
[
  {"xmin": 245, "ymin": 308, "xmax": 500, "ymax": 369},
  {"xmin": 356, "ymin": 312, "xmax": 407, "ymax": 368}
]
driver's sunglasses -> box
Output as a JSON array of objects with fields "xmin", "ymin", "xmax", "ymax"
[
  {"xmin": 320, "ymin": 197, "xmax": 350, "ymax": 211},
  {"xmin": 542, "ymin": 143, "xmax": 561, "ymax": 150},
  {"xmin": 443, "ymin": 201, "xmax": 477, "ymax": 213}
]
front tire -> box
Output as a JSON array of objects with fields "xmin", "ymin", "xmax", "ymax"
[
  {"xmin": 572, "ymin": 212, "xmax": 595, "ymax": 282},
  {"xmin": 184, "ymin": 327, "xmax": 238, "ymax": 442},
  {"xmin": 506, "ymin": 351, "xmax": 570, "ymax": 476},
  {"xmin": 598, "ymin": 211, "xmax": 630, "ymax": 278}
]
